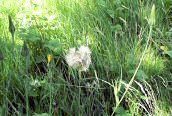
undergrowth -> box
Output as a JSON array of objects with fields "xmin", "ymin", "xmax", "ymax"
[{"xmin": 0, "ymin": 0, "xmax": 172, "ymax": 115}]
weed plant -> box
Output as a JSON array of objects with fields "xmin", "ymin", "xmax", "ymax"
[{"xmin": 0, "ymin": 0, "xmax": 172, "ymax": 115}]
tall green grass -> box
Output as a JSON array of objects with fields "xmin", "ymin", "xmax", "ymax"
[{"xmin": 0, "ymin": 0, "xmax": 172, "ymax": 115}]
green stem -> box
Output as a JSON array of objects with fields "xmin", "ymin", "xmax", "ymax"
[
  {"xmin": 48, "ymin": 64, "xmax": 52, "ymax": 115},
  {"xmin": 111, "ymin": 25, "xmax": 153, "ymax": 116},
  {"xmin": 78, "ymin": 70, "xmax": 81, "ymax": 115}
]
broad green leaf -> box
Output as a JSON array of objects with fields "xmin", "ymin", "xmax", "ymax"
[
  {"xmin": 18, "ymin": 28, "xmax": 41, "ymax": 42},
  {"xmin": 45, "ymin": 39, "xmax": 64, "ymax": 53}
]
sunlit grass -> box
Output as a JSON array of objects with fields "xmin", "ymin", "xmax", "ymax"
[{"xmin": 0, "ymin": 0, "xmax": 171, "ymax": 115}]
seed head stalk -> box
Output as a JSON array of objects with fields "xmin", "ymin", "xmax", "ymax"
[
  {"xmin": 111, "ymin": 25, "xmax": 153, "ymax": 116},
  {"xmin": 78, "ymin": 69, "xmax": 82, "ymax": 115},
  {"xmin": 47, "ymin": 54, "xmax": 54, "ymax": 115},
  {"xmin": 111, "ymin": 5, "xmax": 155, "ymax": 115}
]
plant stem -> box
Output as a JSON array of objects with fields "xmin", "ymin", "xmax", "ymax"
[
  {"xmin": 78, "ymin": 70, "xmax": 81, "ymax": 115},
  {"xmin": 111, "ymin": 25, "xmax": 153, "ymax": 116},
  {"xmin": 48, "ymin": 64, "xmax": 52, "ymax": 115}
]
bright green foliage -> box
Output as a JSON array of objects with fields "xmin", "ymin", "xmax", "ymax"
[{"xmin": 0, "ymin": 0, "xmax": 172, "ymax": 115}]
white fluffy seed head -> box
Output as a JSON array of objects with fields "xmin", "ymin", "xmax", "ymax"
[
  {"xmin": 78, "ymin": 46, "xmax": 91, "ymax": 71},
  {"xmin": 78, "ymin": 46, "xmax": 91, "ymax": 60},
  {"xmin": 65, "ymin": 48, "xmax": 81, "ymax": 68},
  {"xmin": 65, "ymin": 46, "xmax": 91, "ymax": 71}
]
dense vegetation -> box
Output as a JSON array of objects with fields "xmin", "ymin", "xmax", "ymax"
[{"xmin": 0, "ymin": 0, "xmax": 172, "ymax": 115}]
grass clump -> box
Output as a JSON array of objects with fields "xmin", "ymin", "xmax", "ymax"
[{"xmin": 0, "ymin": 0, "xmax": 172, "ymax": 115}]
